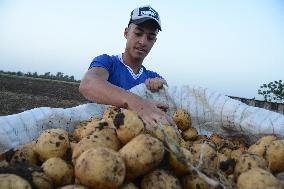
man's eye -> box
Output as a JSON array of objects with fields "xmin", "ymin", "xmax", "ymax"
[
  {"xmin": 148, "ymin": 36, "xmax": 156, "ymax": 41},
  {"xmin": 135, "ymin": 33, "xmax": 142, "ymax": 36}
]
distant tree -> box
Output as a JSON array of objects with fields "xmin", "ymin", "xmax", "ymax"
[
  {"xmin": 26, "ymin": 72, "xmax": 33, "ymax": 77},
  {"xmin": 43, "ymin": 72, "xmax": 51, "ymax": 79},
  {"xmin": 69, "ymin": 75, "xmax": 75, "ymax": 82},
  {"xmin": 16, "ymin": 71, "xmax": 24, "ymax": 76},
  {"xmin": 32, "ymin": 72, "xmax": 38, "ymax": 78},
  {"xmin": 258, "ymin": 80, "xmax": 284, "ymax": 103}
]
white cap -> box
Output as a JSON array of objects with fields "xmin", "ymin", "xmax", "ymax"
[{"xmin": 128, "ymin": 5, "xmax": 162, "ymax": 31}]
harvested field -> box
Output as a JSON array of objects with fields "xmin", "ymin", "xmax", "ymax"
[{"xmin": 0, "ymin": 74, "xmax": 88, "ymax": 116}]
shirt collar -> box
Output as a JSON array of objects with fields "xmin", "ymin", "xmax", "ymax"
[{"xmin": 118, "ymin": 54, "xmax": 143, "ymax": 80}]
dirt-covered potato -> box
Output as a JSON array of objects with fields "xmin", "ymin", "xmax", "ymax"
[
  {"xmin": 0, "ymin": 160, "xmax": 9, "ymax": 167},
  {"xmin": 119, "ymin": 134, "xmax": 164, "ymax": 179},
  {"xmin": 190, "ymin": 142, "xmax": 218, "ymax": 170},
  {"xmin": 141, "ymin": 169, "xmax": 181, "ymax": 189},
  {"xmin": 194, "ymin": 135, "xmax": 209, "ymax": 144},
  {"xmin": 275, "ymin": 172, "xmax": 284, "ymax": 187},
  {"xmin": 72, "ymin": 128, "xmax": 121, "ymax": 162},
  {"xmin": 0, "ymin": 174, "xmax": 32, "ymax": 189},
  {"xmin": 73, "ymin": 118, "xmax": 112, "ymax": 140},
  {"xmin": 34, "ymin": 128, "xmax": 70, "ymax": 161},
  {"xmin": 234, "ymin": 153, "xmax": 268, "ymax": 179},
  {"xmin": 102, "ymin": 106, "xmax": 122, "ymax": 128},
  {"xmin": 248, "ymin": 135, "xmax": 277, "ymax": 157},
  {"xmin": 180, "ymin": 138, "xmax": 193, "ymax": 149},
  {"xmin": 58, "ymin": 185, "xmax": 89, "ymax": 189},
  {"xmin": 181, "ymin": 172, "xmax": 213, "ymax": 189},
  {"xmin": 113, "ymin": 110, "xmax": 145, "ymax": 144},
  {"xmin": 218, "ymin": 147, "xmax": 232, "ymax": 158},
  {"xmin": 119, "ymin": 182, "xmax": 139, "ymax": 189},
  {"xmin": 32, "ymin": 171, "xmax": 53, "ymax": 189},
  {"xmin": 149, "ymin": 124, "xmax": 180, "ymax": 144},
  {"xmin": 209, "ymin": 133, "xmax": 223, "ymax": 146},
  {"xmin": 10, "ymin": 143, "xmax": 38, "ymax": 166},
  {"xmin": 75, "ymin": 147, "xmax": 125, "ymax": 189},
  {"xmin": 182, "ymin": 127, "xmax": 198, "ymax": 141},
  {"xmin": 218, "ymin": 158, "xmax": 236, "ymax": 176},
  {"xmin": 172, "ymin": 108, "xmax": 192, "ymax": 131},
  {"xmin": 237, "ymin": 168, "xmax": 282, "ymax": 189},
  {"xmin": 42, "ymin": 157, "xmax": 74, "ymax": 186},
  {"xmin": 168, "ymin": 147, "xmax": 193, "ymax": 176},
  {"xmin": 230, "ymin": 147, "xmax": 247, "ymax": 160},
  {"xmin": 265, "ymin": 139, "xmax": 284, "ymax": 173}
]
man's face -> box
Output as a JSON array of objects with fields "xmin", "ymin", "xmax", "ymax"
[{"xmin": 124, "ymin": 21, "xmax": 158, "ymax": 61}]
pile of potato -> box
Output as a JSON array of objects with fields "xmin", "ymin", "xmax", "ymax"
[{"xmin": 0, "ymin": 106, "xmax": 284, "ymax": 189}]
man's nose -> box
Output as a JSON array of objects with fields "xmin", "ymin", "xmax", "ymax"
[{"xmin": 138, "ymin": 35, "xmax": 147, "ymax": 45}]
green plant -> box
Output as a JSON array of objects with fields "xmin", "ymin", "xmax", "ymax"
[{"xmin": 258, "ymin": 80, "xmax": 284, "ymax": 103}]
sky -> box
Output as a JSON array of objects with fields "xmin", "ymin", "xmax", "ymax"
[{"xmin": 0, "ymin": 0, "xmax": 283, "ymax": 100}]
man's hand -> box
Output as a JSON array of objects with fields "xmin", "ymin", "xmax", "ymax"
[
  {"xmin": 127, "ymin": 96, "xmax": 176, "ymax": 131},
  {"xmin": 145, "ymin": 78, "xmax": 167, "ymax": 92}
]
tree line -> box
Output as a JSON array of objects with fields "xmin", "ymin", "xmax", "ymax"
[
  {"xmin": 258, "ymin": 80, "xmax": 284, "ymax": 103},
  {"xmin": 0, "ymin": 70, "xmax": 81, "ymax": 83}
]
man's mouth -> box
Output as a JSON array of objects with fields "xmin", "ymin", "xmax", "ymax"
[{"xmin": 135, "ymin": 47, "xmax": 146, "ymax": 53}]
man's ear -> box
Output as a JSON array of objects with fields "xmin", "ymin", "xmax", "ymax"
[{"xmin": 124, "ymin": 27, "xmax": 129, "ymax": 39}]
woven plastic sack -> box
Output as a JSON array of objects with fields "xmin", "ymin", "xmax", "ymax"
[
  {"xmin": 137, "ymin": 85, "xmax": 284, "ymax": 142},
  {"xmin": 1, "ymin": 84, "xmax": 284, "ymax": 152}
]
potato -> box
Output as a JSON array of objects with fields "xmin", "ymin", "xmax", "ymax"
[
  {"xmin": 209, "ymin": 133, "xmax": 223, "ymax": 146},
  {"xmin": 179, "ymin": 138, "xmax": 193, "ymax": 149},
  {"xmin": 10, "ymin": 143, "xmax": 38, "ymax": 166},
  {"xmin": 234, "ymin": 153, "xmax": 268, "ymax": 179},
  {"xmin": 218, "ymin": 147, "xmax": 232, "ymax": 158},
  {"xmin": 172, "ymin": 108, "xmax": 192, "ymax": 131},
  {"xmin": 275, "ymin": 172, "xmax": 284, "ymax": 187},
  {"xmin": 72, "ymin": 128, "xmax": 121, "ymax": 162},
  {"xmin": 103, "ymin": 106, "xmax": 122, "ymax": 127},
  {"xmin": 0, "ymin": 160, "xmax": 9, "ymax": 167},
  {"xmin": 119, "ymin": 134, "xmax": 164, "ymax": 179},
  {"xmin": 149, "ymin": 124, "xmax": 180, "ymax": 144},
  {"xmin": 32, "ymin": 171, "xmax": 53, "ymax": 189},
  {"xmin": 248, "ymin": 135, "xmax": 277, "ymax": 157},
  {"xmin": 113, "ymin": 110, "xmax": 145, "ymax": 144},
  {"xmin": 75, "ymin": 147, "xmax": 125, "ymax": 189},
  {"xmin": 230, "ymin": 147, "xmax": 246, "ymax": 160},
  {"xmin": 168, "ymin": 147, "xmax": 193, "ymax": 176},
  {"xmin": 265, "ymin": 139, "xmax": 284, "ymax": 173},
  {"xmin": 42, "ymin": 157, "xmax": 74, "ymax": 186},
  {"xmin": 181, "ymin": 172, "xmax": 213, "ymax": 189},
  {"xmin": 119, "ymin": 182, "xmax": 139, "ymax": 189},
  {"xmin": 34, "ymin": 128, "xmax": 70, "ymax": 161},
  {"xmin": 0, "ymin": 174, "xmax": 32, "ymax": 189},
  {"xmin": 190, "ymin": 142, "xmax": 218, "ymax": 170},
  {"xmin": 182, "ymin": 127, "xmax": 198, "ymax": 141},
  {"xmin": 58, "ymin": 185, "xmax": 89, "ymax": 189},
  {"xmin": 141, "ymin": 169, "xmax": 181, "ymax": 189},
  {"xmin": 73, "ymin": 118, "xmax": 112, "ymax": 140},
  {"xmin": 194, "ymin": 135, "xmax": 209, "ymax": 144},
  {"xmin": 237, "ymin": 168, "xmax": 282, "ymax": 189}
]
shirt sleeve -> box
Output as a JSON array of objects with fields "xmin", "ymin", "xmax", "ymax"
[{"xmin": 88, "ymin": 54, "xmax": 113, "ymax": 72}]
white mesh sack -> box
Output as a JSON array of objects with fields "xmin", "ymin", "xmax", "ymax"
[
  {"xmin": 130, "ymin": 84, "xmax": 284, "ymax": 144},
  {"xmin": 1, "ymin": 83, "xmax": 284, "ymax": 152}
]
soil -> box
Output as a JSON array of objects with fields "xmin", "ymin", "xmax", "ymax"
[{"xmin": 0, "ymin": 74, "xmax": 88, "ymax": 116}]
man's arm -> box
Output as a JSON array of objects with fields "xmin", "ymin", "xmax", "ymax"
[{"xmin": 79, "ymin": 68, "xmax": 175, "ymax": 128}]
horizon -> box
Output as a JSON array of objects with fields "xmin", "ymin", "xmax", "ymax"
[{"xmin": 1, "ymin": 1, "xmax": 283, "ymax": 100}]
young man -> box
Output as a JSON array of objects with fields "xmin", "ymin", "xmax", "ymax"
[{"xmin": 79, "ymin": 5, "xmax": 175, "ymax": 128}]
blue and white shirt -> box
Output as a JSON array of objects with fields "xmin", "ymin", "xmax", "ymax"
[{"xmin": 89, "ymin": 54, "xmax": 163, "ymax": 90}]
